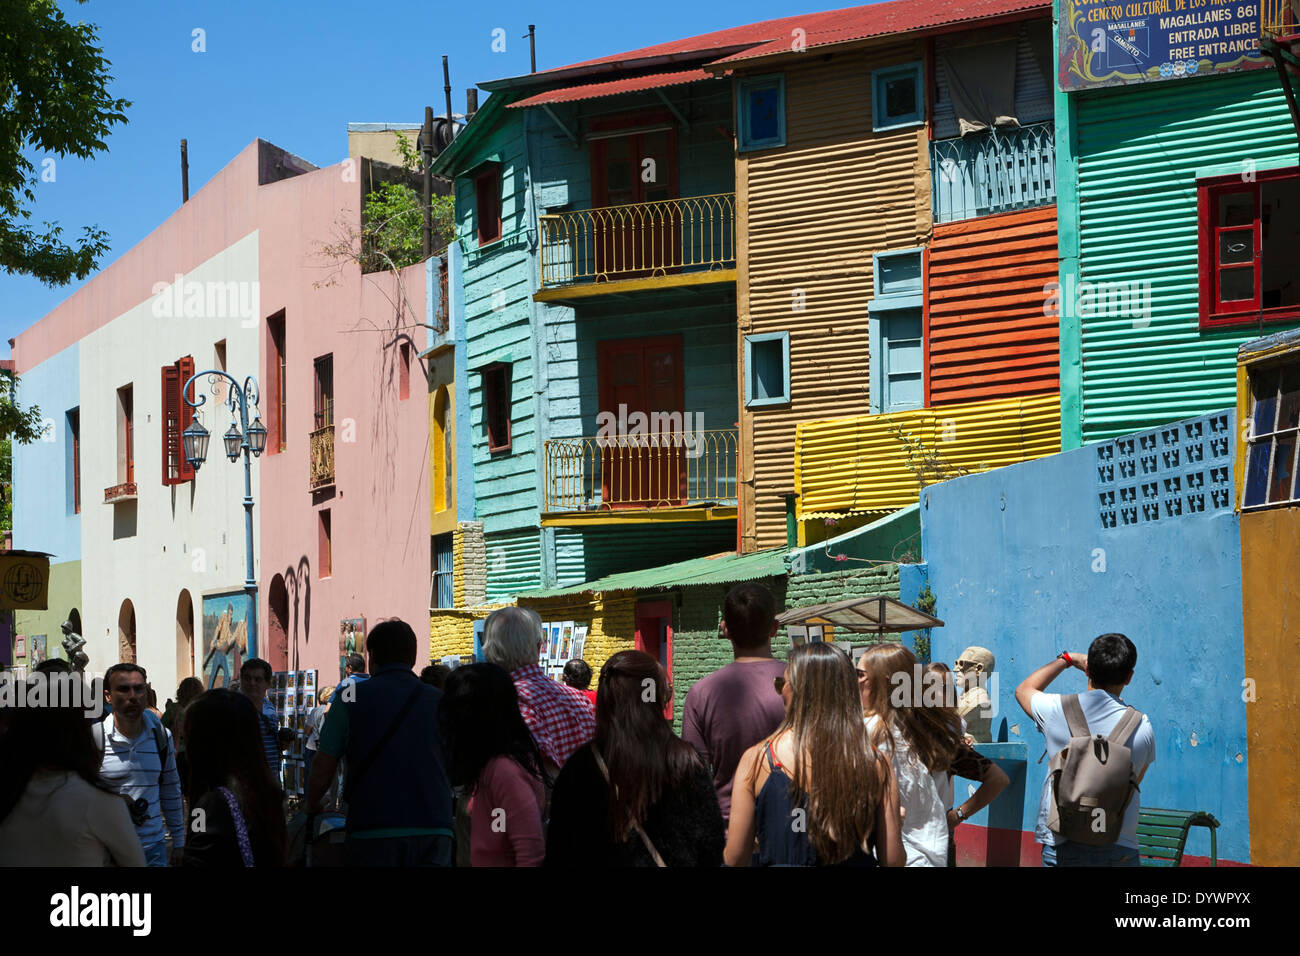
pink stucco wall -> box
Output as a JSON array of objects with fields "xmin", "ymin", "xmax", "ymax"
[{"xmin": 255, "ymin": 162, "xmax": 429, "ymax": 686}]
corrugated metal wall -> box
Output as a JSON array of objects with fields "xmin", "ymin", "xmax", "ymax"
[
  {"xmin": 484, "ymin": 528, "xmax": 542, "ymax": 601},
  {"xmin": 739, "ymin": 41, "xmax": 930, "ymax": 551},
  {"xmin": 1076, "ymin": 69, "xmax": 1300, "ymax": 442},
  {"xmin": 927, "ymin": 205, "xmax": 1059, "ymax": 404},
  {"xmin": 795, "ymin": 392, "xmax": 1060, "ymax": 517},
  {"xmin": 553, "ymin": 522, "xmax": 736, "ymax": 586}
]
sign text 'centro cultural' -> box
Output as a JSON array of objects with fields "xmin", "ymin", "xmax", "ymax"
[{"xmin": 1059, "ymin": 0, "xmax": 1264, "ymax": 91}]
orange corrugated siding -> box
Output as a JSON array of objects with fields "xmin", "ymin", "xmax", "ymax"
[{"xmin": 926, "ymin": 205, "xmax": 1059, "ymax": 406}]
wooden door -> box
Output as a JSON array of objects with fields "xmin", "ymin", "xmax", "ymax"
[
  {"xmin": 598, "ymin": 336, "xmax": 686, "ymax": 508},
  {"xmin": 591, "ymin": 123, "xmax": 679, "ymax": 279},
  {"xmin": 634, "ymin": 601, "xmax": 674, "ymax": 720}
]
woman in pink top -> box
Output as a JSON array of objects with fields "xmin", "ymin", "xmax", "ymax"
[{"xmin": 441, "ymin": 663, "xmax": 548, "ymax": 867}]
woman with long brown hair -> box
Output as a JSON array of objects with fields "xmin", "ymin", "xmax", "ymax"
[
  {"xmin": 725, "ymin": 643, "xmax": 905, "ymax": 867},
  {"xmin": 546, "ymin": 650, "xmax": 723, "ymax": 866},
  {"xmin": 859, "ymin": 644, "xmax": 1007, "ymax": 866}
]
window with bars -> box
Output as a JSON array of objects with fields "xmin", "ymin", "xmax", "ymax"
[
  {"xmin": 432, "ymin": 533, "xmax": 454, "ymax": 609},
  {"xmin": 161, "ymin": 356, "xmax": 196, "ymax": 485},
  {"xmin": 1243, "ymin": 361, "xmax": 1300, "ymax": 509},
  {"xmin": 314, "ymin": 354, "xmax": 334, "ymax": 430}
]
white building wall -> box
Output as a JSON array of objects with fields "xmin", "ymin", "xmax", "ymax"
[{"xmin": 80, "ymin": 233, "xmax": 262, "ymax": 694}]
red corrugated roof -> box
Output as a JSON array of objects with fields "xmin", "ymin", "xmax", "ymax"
[
  {"xmin": 508, "ymin": 69, "xmax": 720, "ymax": 109},
  {"xmin": 529, "ymin": 0, "xmax": 1048, "ymax": 77}
]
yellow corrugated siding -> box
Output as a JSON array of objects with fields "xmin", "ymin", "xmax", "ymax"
[
  {"xmin": 737, "ymin": 43, "xmax": 931, "ymax": 552},
  {"xmin": 795, "ymin": 393, "xmax": 1062, "ymax": 517}
]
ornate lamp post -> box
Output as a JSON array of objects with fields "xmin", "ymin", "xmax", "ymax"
[{"xmin": 181, "ymin": 372, "xmax": 268, "ymax": 659}]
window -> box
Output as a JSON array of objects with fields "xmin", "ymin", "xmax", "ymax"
[
  {"xmin": 437, "ymin": 259, "xmax": 450, "ymax": 332},
  {"xmin": 161, "ymin": 356, "xmax": 196, "ymax": 485},
  {"xmin": 214, "ymin": 339, "xmax": 227, "ymax": 372},
  {"xmin": 116, "ymin": 385, "xmax": 134, "ymax": 485},
  {"xmin": 68, "ymin": 408, "xmax": 80, "ymax": 515},
  {"xmin": 738, "ymin": 75, "xmax": 785, "ymax": 150},
  {"xmin": 869, "ymin": 249, "xmax": 925, "ymax": 413},
  {"xmin": 433, "ymin": 533, "xmax": 454, "ymax": 609},
  {"xmin": 744, "ymin": 333, "xmax": 791, "ymax": 407},
  {"xmin": 319, "ymin": 509, "xmax": 332, "ymax": 577},
  {"xmin": 1199, "ymin": 170, "xmax": 1300, "ymax": 328},
  {"xmin": 481, "ymin": 363, "xmax": 512, "ymax": 453},
  {"xmin": 433, "ymin": 386, "xmax": 453, "ymax": 511},
  {"xmin": 872, "ymin": 61, "xmax": 924, "ymax": 131},
  {"xmin": 399, "ymin": 342, "xmax": 411, "ymax": 401},
  {"xmin": 475, "ymin": 165, "xmax": 502, "ymax": 246},
  {"xmin": 267, "ymin": 312, "xmax": 286, "ymax": 452},
  {"xmin": 1242, "ymin": 360, "xmax": 1300, "ymax": 509},
  {"xmin": 314, "ymin": 354, "xmax": 334, "ymax": 430}
]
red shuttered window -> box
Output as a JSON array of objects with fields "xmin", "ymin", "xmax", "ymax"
[{"xmin": 161, "ymin": 356, "xmax": 196, "ymax": 485}]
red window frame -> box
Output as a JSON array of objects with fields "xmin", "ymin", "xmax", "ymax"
[
  {"xmin": 588, "ymin": 110, "xmax": 680, "ymax": 210},
  {"xmin": 161, "ymin": 356, "xmax": 196, "ymax": 486},
  {"xmin": 267, "ymin": 312, "xmax": 287, "ymax": 453},
  {"xmin": 481, "ymin": 362, "xmax": 512, "ymax": 453},
  {"xmin": 475, "ymin": 165, "xmax": 502, "ymax": 247},
  {"xmin": 1199, "ymin": 168, "xmax": 1300, "ymax": 329}
]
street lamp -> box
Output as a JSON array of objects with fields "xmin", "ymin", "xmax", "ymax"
[{"xmin": 181, "ymin": 371, "xmax": 266, "ymax": 660}]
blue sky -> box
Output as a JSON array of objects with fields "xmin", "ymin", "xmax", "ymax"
[{"xmin": 2, "ymin": 0, "xmax": 859, "ymax": 358}]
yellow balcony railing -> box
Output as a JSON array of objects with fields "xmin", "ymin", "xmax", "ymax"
[
  {"xmin": 538, "ymin": 193, "xmax": 735, "ymax": 288},
  {"xmin": 1263, "ymin": 0, "xmax": 1299, "ymax": 38},
  {"xmin": 544, "ymin": 428, "xmax": 738, "ymax": 513},
  {"xmin": 309, "ymin": 424, "xmax": 335, "ymax": 490}
]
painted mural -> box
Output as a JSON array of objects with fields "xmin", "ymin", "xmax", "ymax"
[
  {"xmin": 201, "ymin": 592, "xmax": 250, "ymax": 689},
  {"xmin": 339, "ymin": 617, "xmax": 365, "ymax": 680}
]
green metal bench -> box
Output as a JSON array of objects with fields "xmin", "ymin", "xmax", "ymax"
[{"xmin": 1138, "ymin": 807, "xmax": 1220, "ymax": 867}]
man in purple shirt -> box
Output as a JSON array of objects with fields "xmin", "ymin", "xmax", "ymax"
[{"xmin": 682, "ymin": 582, "xmax": 788, "ymax": 826}]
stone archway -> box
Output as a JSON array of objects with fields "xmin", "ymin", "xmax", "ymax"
[
  {"xmin": 268, "ymin": 574, "xmax": 289, "ymax": 672},
  {"xmin": 117, "ymin": 599, "xmax": 137, "ymax": 664},
  {"xmin": 176, "ymin": 590, "xmax": 195, "ymax": 679}
]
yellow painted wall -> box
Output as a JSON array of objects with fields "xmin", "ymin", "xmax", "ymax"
[
  {"xmin": 1241, "ymin": 493, "xmax": 1300, "ymax": 864},
  {"xmin": 735, "ymin": 39, "xmax": 931, "ymax": 551},
  {"xmin": 516, "ymin": 592, "xmax": 638, "ymax": 692}
]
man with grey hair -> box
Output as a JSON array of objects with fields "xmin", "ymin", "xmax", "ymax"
[{"xmin": 483, "ymin": 606, "xmax": 594, "ymax": 771}]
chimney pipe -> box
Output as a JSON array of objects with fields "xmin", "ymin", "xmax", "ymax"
[
  {"xmin": 422, "ymin": 106, "xmax": 434, "ymax": 258},
  {"xmin": 180, "ymin": 139, "xmax": 189, "ymax": 203},
  {"xmin": 442, "ymin": 56, "xmax": 454, "ymax": 146},
  {"xmin": 467, "ymin": 88, "xmax": 479, "ymax": 120},
  {"xmin": 528, "ymin": 25, "xmax": 536, "ymax": 73}
]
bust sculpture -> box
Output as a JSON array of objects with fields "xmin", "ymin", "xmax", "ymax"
[{"xmin": 953, "ymin": 645, "xmax": 995, "ymax": 742}]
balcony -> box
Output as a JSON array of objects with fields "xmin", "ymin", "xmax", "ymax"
[
  {"xmin": 309, "ymin": 425, "xmax": 335, "ymax": 490},
  {"xmin": 1263, "ymin": 0, "xmax": 1300, "ymax": 41},
  {"xmin": 536, "ymin": 193, "xmax": 736, "ymax": 303},
  {"xmin": 931, "ymin": 122, "xmax": 1055, "ymax": 224},
  {"xmin": 103, "ymin": 482, "xmax": 138, "ymax": 503},
  {"xmin": 542, "ymin": 428, "xmax": 739, "ymax": 525}
]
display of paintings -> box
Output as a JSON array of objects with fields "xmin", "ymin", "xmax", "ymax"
[
  {"xmin": 14, "ymin": 635, "xmax": 25, "ymax": 658},
  {"xmin": 304, "ymin": 671, "xmax": 316, "ymax": 693},
  {"xmin": 548, "ymin": 622, "xmax": 562, "ymax": 664},
  {"xmin": 340, "ymin": 618, "xmax": 365, "ymax": 681},
  {"xmin": 29, "ymin": 634, "xmax": 46, "ymax": 667},
  {"xmin": 537, "ymin": 621, "xmax": 592, "ymax": 679},
  {"xmin": 787, "ymin": 625, "xmax": 824, "ymax": 648},
  {"xmin": 270, "ymin": 668, "xmax": 316, "ymax": 796},
  {"xmin": 201, "ymin": 591, "xmax": 251, "ymax": 689},
  {"xmin": 572, "ymin": 625, "xmax": 588, "ymax": 660},
  {"xmin": 559, "ymin": 621, "xmax": 575, "ymax": 660}
]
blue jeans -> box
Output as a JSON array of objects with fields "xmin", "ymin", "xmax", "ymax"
[
  {"xmin": 1042, "ymin": 841, "xmax": 1139, "ymax": 867},
  {"xmin": 144, "ymin": 840, "xmax": 169, "ymax": 867}
]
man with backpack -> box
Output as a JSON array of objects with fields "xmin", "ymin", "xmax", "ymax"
[
  {"xmin": 1015, "ymin": 633, "xmax": 1155, "ymax": 867},
  {"xmin": 96, "ymin": 663, "xmax": 186, "ymax": 866}
]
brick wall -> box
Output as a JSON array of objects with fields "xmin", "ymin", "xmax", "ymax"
[{"xmin": 515, "ymin": 592, "xmax": 637, "ymax": 690}]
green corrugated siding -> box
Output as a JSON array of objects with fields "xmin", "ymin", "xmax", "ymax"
[
  {"xmin": 484, "ymin": 528, "xmax": 542, "ymax": 601},
  {"xmin": 1076, "ymin": 70, "xmax": 1300, "ymax": 443},
  {"xmin": 553, "ymin": 523, "xmax": 737, "ymax": 587}
]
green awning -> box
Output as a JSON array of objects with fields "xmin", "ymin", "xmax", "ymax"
[{"xmin": 519, "ymin": 547, "xmax": 788, "ymax": 599}]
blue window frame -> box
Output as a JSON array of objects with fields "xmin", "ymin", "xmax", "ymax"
[
  {"xmin": 869, "ymin": 249, "xmax": 925, "ymax": 414},
  {"xmin": 738, "ymin": 75, "xmax": 785, "ymax": 151},
  {"xmin": 872, "ymin": 61, "xmax": 924, "ymax": 132},
  {"xmin": 433, "ymin": 533, "xmax": 454, "ymax": 609},
  {"xmin": 744, "ymin": 331, "xmax": 791, "ymax": 407}
]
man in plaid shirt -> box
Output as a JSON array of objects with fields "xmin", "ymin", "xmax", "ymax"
[{"xmin": 482, "ymin": 607, "xmax": 594, "ymax": 770}]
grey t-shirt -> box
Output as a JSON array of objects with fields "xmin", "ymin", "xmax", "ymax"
[{"xmin": 682, "ymin": 658, "xmax": 788, "ymax": 822}]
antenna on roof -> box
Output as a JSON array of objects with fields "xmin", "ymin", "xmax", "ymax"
[
  {"xmin": 180, "ymin": 139, "xmax": 190, "ymax": 203},
  {"xmin": 527, "ymin": 24, "xmax": 536, "ymax": 73}
]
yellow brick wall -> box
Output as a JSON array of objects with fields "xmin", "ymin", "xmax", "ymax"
[{"xmin": 516, "ymin": 591, "xmax": 637, "ymax": 691}]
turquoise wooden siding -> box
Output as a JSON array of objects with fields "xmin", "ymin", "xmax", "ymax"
[
  {"xmin": 553, "ymin": 523, "xmax": 736, "ymax": 587},
  {"xmin": 1075, "ymin": 70, "xmax": 1300, "ymax": 442},
  {"xmin": 485, "ymin": 528, "xmax": 543, "ymax": 601}
]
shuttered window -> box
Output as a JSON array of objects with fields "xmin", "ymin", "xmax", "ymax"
[
  {"xmin": 869, "ymin": 250, "xmax": 925, "ymax": 414},
  {"xmin": 161, "ymin": 356, "xmax": 196, "ymax": 485},
  {"xmin": 433, "ymin": 533, "xmax": 454, "ymax": 608}
]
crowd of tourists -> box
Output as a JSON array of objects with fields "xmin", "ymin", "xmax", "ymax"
[{"xmin": 0, "ymin": 583, "xmax": 1153, "ymax": 868}]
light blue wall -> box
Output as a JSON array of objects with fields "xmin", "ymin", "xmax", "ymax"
[
  {"xmin": 13, "ymin": 344, "xmax": 81, "ymax": 563},
  {"xmin": 920, "ymin": 411, "xmax": 1249, "ymax": 863}
]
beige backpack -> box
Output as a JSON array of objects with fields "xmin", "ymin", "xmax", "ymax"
[{"xmin": 1047, "ymin": 695, "xmax": 1143, "ymax": 846}]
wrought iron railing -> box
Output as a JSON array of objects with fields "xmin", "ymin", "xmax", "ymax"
[
  {"xmin": 538, "ymin": 193, "xmax": 736, "ymax": 288},
  {"xmin": 309, "ymin": 425, "xmax": 335, "ymax": 490},
  {"xmin": 544, "ymin": 428, "xmax": 739, "ymax": 513},
  {"xmin": 1263, "ymin": 0, "xmax": 1299, "ymax": 38},
  {"xmin": 931, "ymin": 122, "xmax": 1055, "ymax": 224}
]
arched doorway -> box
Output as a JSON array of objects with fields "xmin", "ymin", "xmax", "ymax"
[
  {"xmin": 268, "ymin": 574, "xmax": 289, "ymax": 673},
  {"xmin": 176, "ymin": 590, "xmax": 195, "ymax": 679},
  {"xmin": 117, "ymin": 599, "xmax": 137, "ymax": 664}
]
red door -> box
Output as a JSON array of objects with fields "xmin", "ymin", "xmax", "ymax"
[
  {"xmin": 597, "ymin": 336, "xmax": 686, "ymax": 508},
  {"xmin": 635, "ymin": 601, "xmax": 674, "ymax": 720},
  {"xmin": 590, "ymin": 121, "xmax": 679, "ymax": 279}
]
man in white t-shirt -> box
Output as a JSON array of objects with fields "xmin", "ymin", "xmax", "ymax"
[{"xmin": 1015, "ymin": 633, "xmax": 1155, "ymax": 867}]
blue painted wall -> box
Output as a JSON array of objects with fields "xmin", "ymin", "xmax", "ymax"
[
  {"xmin": 920, "ymin": 411, "xmax": 1249, "ymax": 863},
  {"xmin": 13, "ymin": 343, "xmax": 81, "ymax": 563}
]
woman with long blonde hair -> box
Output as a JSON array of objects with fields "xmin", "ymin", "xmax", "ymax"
[
  {"xmin": 725, "ymin": 643, "xmax": 904, "ymax": 866},
  {"xmin": 859, "ymin": 644, "xmax": 1007, "ymax": 866}
]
